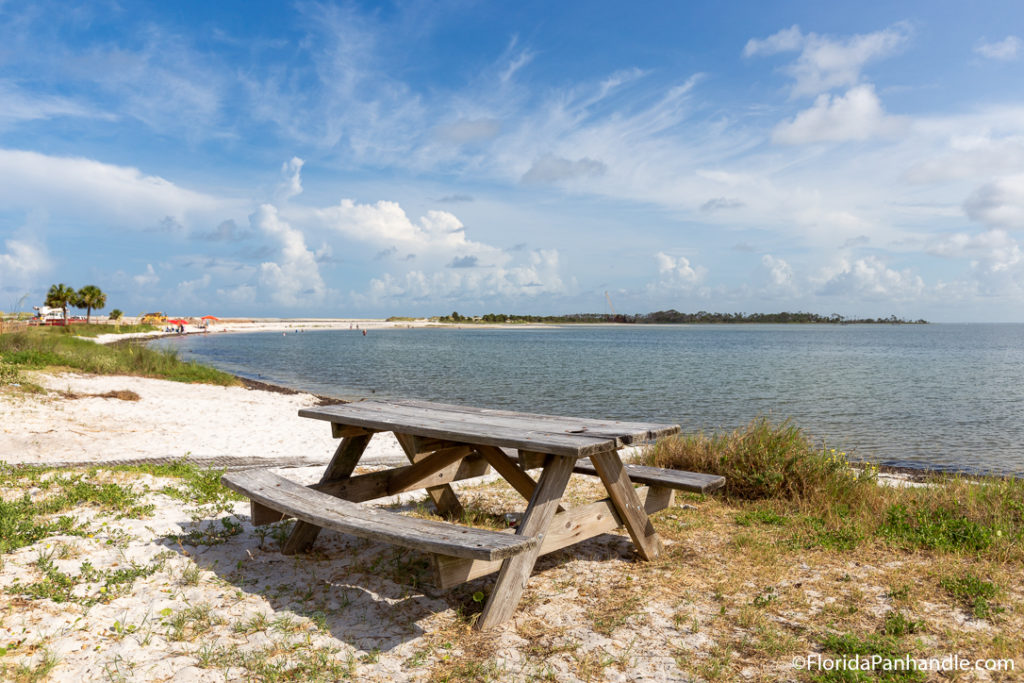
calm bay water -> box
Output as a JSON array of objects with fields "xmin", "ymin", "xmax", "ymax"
[{"xmin": 154, "ymin": 324, "xmax": 1024, "ymax": 475}]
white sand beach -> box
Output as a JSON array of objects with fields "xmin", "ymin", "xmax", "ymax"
[{"xmin": 1, "ymin": 372, "xmax": 1014, "ymax": 682}]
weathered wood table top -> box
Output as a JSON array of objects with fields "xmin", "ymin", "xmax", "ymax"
[
  {"xmin": 299, "ymin": 398, "xmax": 679, "ymax": 457},
  {"xmin": 259, "ymin": 399, "xmax": 683, "ymax": 630}
]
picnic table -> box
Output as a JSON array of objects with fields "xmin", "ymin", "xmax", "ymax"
[{"xmin": 222, "ymin": 399, "xmax": 724, "ymax": 630}]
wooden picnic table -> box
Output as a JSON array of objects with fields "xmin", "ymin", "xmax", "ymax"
[{"xmin": 222, "ymin": 399, "xmax": 724, "ymax": 630}]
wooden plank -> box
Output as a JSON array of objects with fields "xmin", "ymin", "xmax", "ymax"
[
  {"xmin": 517, "ymin": 450, "xmax": 547, "ymax": 470},
  {"xmin": 477, "ymin": 446, "xmax": 565, "ymax": 513},
  {"xmin": 434, "ymin": 486, "xmax": 673, "ymax": 589},
  {"xmin": 316, "ymin": 453, "xmax": 490, "ymax": 502},
  {"xmin": 386, "ymin": 445, "xmax": 473, "ymax": 494},
  {"xmin": 395, "ymin": 433, "xmax": 464, "ymax": 518},
  {"xmin": 299, "ymin": 402, "xmax": 627, "ymax": 458},
  {"xmin": 251, "ymin": 500, "xmax": 284, "ymax": 525},
  {"xmin": 349, "ymin": 400, "xmax": 679, "ymax": 446},
  {"xmin": 283, "ymin": 433, "xmax": 372, "ymax": 555},
  {"xmin": 387, "ymin": 399, "xmax": 680, "ymax": 442},
  {"xmin": 573, "ymin": 461, "xmax": 725, "ymax": 494},
  {"xmin": 331, "ymin": 423, "xmax": 377, "ymax": 439},
  {"xmin": 222, "ymin": 469, "xmax": 538, "ymax": 561},
  {"xmin": 476, "ymin": 445, "xmax": 545, "ymax": 501},
  {"xmin": 476, "ymin": 455, "xmax": 575, "ymax": 630},
  {"xmin": 589, "ymin": 450, "xmax": 663, "ymax": 561}
]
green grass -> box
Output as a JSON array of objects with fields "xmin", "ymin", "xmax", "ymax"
[
  {"xmin": 59, "ymin": 323, "xmax": 158, "ymax": 338},
  {"xmin": 642, "ymin": 418, "xmax": 1024, "ymax": 558},
  {"xmin": 0, "ymin": 464, "xmax": 155, "ymax": 555},
  {"xmin": 0, "ymin": 328, "xmax": 237, "ymax": 385},
  {"xmin": 939, "ymin": 572, "xmax": 1001, "ymax": 619}
]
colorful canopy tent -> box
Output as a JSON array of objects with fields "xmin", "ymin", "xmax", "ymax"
[{"xmin": 166, "ymin": 319, "xmax": 188, "ymax": 325}]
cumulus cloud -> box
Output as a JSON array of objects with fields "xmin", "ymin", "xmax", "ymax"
[
  {"xmin": 651, "ymin": 252, "xmax": 707, "ymax": 290},
  {"xmin": 0, "ymin": 149, "xmax": 230, "ymax": 229},
  {"xmin": 773, "ymin": 85, "xmax": 902, "ymax": 144},
  {"xmin": 745, "ymin": 24, "xmax": 910, "ymax": 97},
  {"xmin": 133, "ymin": 264, "xmax": 159, "ymax": 287},
  {"xmin": 964, "ymin": 173, "xmax": 1024, "ymax": 229},
  {"xmin": 251, "ymin": 204, "xmax": 327, "ymax": 305},
  {"xmin": 975, "ymin": 36, "xmax": 1022, "ymax": 61},
  {"xmin": 762, "ymin": 254, "xmax": 795, "ymax": 288},
  {"xmin": 0, "ymin": 238, "xmax": 48, "ymax": 284},
  {"xmin": 356, "ymin": 248, "xmax": 565, "ymax": 304},
  {"xmin": 930, "ymin": 229, "xmax": 1024, "ymax": 295},
  {"xmin": 817, "ymin": 256, "xmax": 924, "ymax": 299},
  {"xmin": 521, "ymin": 155, "xmax": 608, "ymax": 184}
]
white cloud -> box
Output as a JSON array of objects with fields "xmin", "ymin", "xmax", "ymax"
[
  {"xmin": 964, "ymin": 173, "xmax": 1024, "ymax": 229},
  {"xmin": 0, "ymin": 238, "xmax": 48, "ymax": 284},
  {"xmin": 0, "ymin": 149, "xmax": 230, "ymax": 228},
  {"xmin": 929, "ymin": 229, "xmax": 1024, "ymax": 295},
  {"xmin": 274, "ymin": 157, "xmax": 304, "ymax": 202},
  {"xmin": 762, "ymin": 254, "xmax": 795, "ymax": 288},
  {"xmin": 436, "ymin": 118, "xmax": 502, "ymax": 144},
  {"xmin": 745, "ymin": 24, "xmax": 910, "ymax": 97},
  {"xmin": 975, "ymin": 36, "xmax": 1022, "ymax": 61},
  {"xmin": 773, "ymin": 85, "xmax": 902, "ymax": 144},
  {"xmin": 252, "ymin": 204, "xmax": 328, "ymax": 305},
  {"xmin": 133, "ymin": 264, "xmax": 159, "ymax": 288},
  {"xmin": 817, "ymin": 256, "xmax": 924, "ymax": 299},
  {"xmin": 651, "ymin": 252, "xmax": 707, "ymax": 290},
  {"xmin": 0, "ymin": 80, "xmax": 113, "ymax": 127},
  {"xmin": 356, "ymin": 248, "xmax": 565, "ymax": 304}
]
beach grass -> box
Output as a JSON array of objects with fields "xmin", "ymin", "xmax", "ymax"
[
  {"xmin": 0, "ymin": 328, "xmax": 238, "ymax": 385},
  {"xmin": 1, "ymin": 427, "xmax": 1021, "ymax": 680},
  {"xmin": 640, "ymin": 417, "xmax": 1024, "ymax": 559}
]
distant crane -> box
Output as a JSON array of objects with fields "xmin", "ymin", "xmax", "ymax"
[{"xmin": 605, "ymin": 291, "xmax": 616, "ymax": 315}]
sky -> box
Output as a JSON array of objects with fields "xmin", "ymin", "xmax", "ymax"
[{"xmin": 2, "ymin": 1, "xmax": 1024, "ymax": 321}]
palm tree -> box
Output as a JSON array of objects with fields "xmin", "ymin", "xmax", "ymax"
[
  {"xmin": 109, "ymin": 309, "xmax": 123, "ymax": 322},
  {"xmin": 76, "ymin": 285, "xmax": 107, "ymax": 323},
  {"xmin": 45, "ymin": 283, "xmax": 76, "ymax": 325}
]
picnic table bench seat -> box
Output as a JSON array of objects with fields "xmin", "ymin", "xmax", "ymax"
[
  {"xmin": 222, "ymin": 468, "xmax": 539, "ymax": 561},
  {"xmin": 572, "ymin": 461, "xmax": 725, "ymax": 494}
]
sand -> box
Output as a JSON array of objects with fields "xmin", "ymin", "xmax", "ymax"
[
  {"xmin": 0, "ymin": 372, "xmax": 406, "ymax": 468},
  {"xmin": 0, "ymin": 372, "xmax": 690, "ymax": 682}
]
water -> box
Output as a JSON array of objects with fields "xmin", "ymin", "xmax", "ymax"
[{"xmin": 153, "ymin": 324, "xmax": 1024, "ymax": 475}]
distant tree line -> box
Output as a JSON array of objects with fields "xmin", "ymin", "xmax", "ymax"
[{"xmin": 435, "ymin": 310, "xmax": 928, "ymax": 325}]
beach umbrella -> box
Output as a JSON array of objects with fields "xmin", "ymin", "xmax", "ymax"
[{"xmin": 201, "ymin": 315, "xmax": 219, "ymax": 321}]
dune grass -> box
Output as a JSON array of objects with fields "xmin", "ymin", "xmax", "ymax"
[
  {"xmin": 640, "ymin": 417, "xmax": 1024, "ymax": 559},
  {"xmin": 0, "ymin": 328, "xmax": 237, "ymax": 386}
]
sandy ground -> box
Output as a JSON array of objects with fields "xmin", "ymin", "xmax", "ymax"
[
  {"xmin": 0, "ymin": 372, "xmax": 407, "ymax": 467},
  {"xmin": 0, "ymin": 373, "xmax": 690, "ymax": 682}
]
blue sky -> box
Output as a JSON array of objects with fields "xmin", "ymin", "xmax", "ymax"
[{"xmin": 2, "ymin": 1, "xmax": 1024, "ymax": 321}]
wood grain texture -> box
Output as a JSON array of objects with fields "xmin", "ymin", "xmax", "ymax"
[
  {"xmin": 222, "ymin": 469, "xmax": 538, "ymax": 561},
  {"xmin": 476, "ymin": 455, "xmax": 576, "ymax": 630},
  {"xmin": 589, "ymin": 450, "xmax": 663, "ymax": 561},
  {"xmin": 434, "ymin": 485, "xmax": 673, "ymax": 588},
  {"xmin": 477, "ymin": 445, "xmax": 566, "ymax": 513},
  {"xmin": 282, "ymin": 432, "xmax": 372, "ymax": 555},
  {"xmin": 573, "ymin": 461, "xmax": 725, "ymax": 494},
  {"xmin": 395, "ymin": 433, "xmax": 464, "ymax": 518},
  {"xmin": 299, "ymin": 400, "xmax": 678, "ymax": 457}
]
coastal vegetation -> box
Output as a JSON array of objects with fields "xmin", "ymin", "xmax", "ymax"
[
  {"xmin": 0, "ymin": 327, "xmax": 237, "ymax": 386},
  {"xmin": 0, "ymin": 423, "xmax": 1018, "ymax": 680},
  {"xmin": 435, "ymin": 310, "xmax": 928, "ymax": 324}
]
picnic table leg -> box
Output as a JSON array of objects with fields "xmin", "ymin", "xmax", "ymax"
[
  {"xmin": 395, "ymin": 433, "xmax": 464, "ymax": 519},
  {"xmin": 589, "ymin": 449, "xmax": 663, "ymax": 561},
  {"xmin": 283, "ymin": 432, "xmax": 373, "ymax": 555},
  {"xmin": 476, "ymin": 455, "xmax": 575, "ymax": 630}
]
